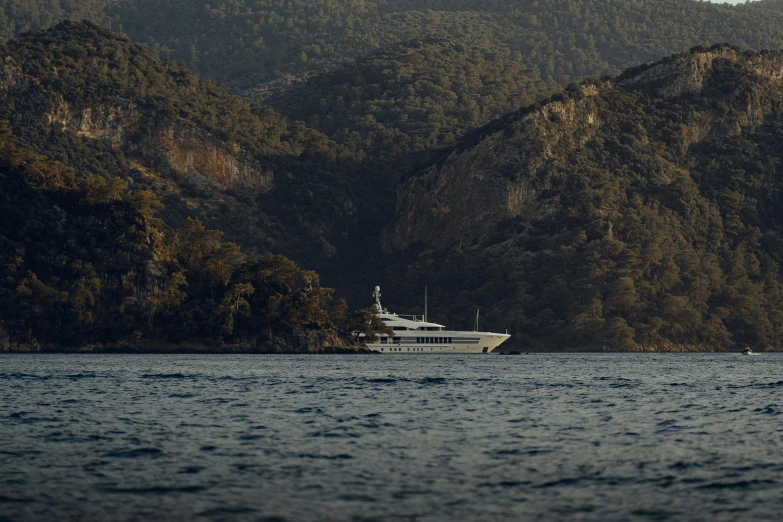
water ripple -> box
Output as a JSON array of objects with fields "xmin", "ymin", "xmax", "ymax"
[{"xmin": 0, "ymin": 353, "xmax": 781, "ymax": 521}]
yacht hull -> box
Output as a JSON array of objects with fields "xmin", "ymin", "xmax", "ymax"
[{"xmin": 367, "ymin": 332, "xmax": 510, "ymax": 354}]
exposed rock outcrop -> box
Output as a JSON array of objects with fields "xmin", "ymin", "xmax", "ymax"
[
  {"xmin": 383, "ymin": 84, "xmax": 602, "ymax": 252},
  {"xmin": 384, "ymin": 47, "xmax": 783, "ymax": 254},
  {"xmin": 2, "ymin": 57, "xmax": 273, "ymax": 194}
]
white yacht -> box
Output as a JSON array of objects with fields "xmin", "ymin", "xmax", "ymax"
[{"xmin": 364, "ymin": 287, "xmax": 510, "ymax": 354}]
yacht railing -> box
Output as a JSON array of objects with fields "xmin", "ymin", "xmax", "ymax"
[{"xmin": 395, "ymin": 314, "xmax": 424, "ymax": 322}]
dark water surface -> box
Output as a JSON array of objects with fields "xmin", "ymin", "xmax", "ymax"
[{"xmin": 1, "ymin": 354, "xmax": 782, "ymax": 521}]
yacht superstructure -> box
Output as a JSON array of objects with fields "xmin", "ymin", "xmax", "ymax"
[{"xmin": 364, "ymin": 287, "xmax": 510, "ymax": 354}]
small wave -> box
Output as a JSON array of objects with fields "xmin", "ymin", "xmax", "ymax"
[
  {"xmin": 728, "ymin": 381, "xmax": 783, "ymax": 389},
  {"xmin": 298, "ymin": 453, "xmax": 354, "ymax": 460},
  {"xmin": 0, "ymin": 372, "xmax": 49, "ymax": 380},
  {"xmin": 100, "ymin": 485, "xmax": 206, "ymax": 494},
  {"xmin": 479, "ymin": 480, "xmax": 532, "ymax": 488},
  {"xmin": 656, "ymin": 419, "xmax": 685, "ymax": 430},
  {"xmin": 197, "ymin": 507, "xmax": 258, "ymax": 517},
  {"xmin": 6, "ymin": 411, "xmax": 59, "ymax": 423},
  {"xmin": 338, "ymin": 493, "xmax": 377, "ymax": 502},
  {"xmin": 535, "ymin": 477, "xmax": 583, "ymax": 488},
  {"xmin": 140, "ymin": 373, "xmax": 191, "ymax": 379},
  {"xmin": 104, "ymin": 448, "xmax": 163, "ymax": 458},
  {"xmin": 0, "ymin": 495, "xmax": 34, "ymax": 503},
  {"xmin": 669, "ymin": 461, "xmax": 703, "ymax": 470},
  {"xmin": 294, "ymin": 407, "xmax": 323, "ymax": 414},
  {"xmin": 307, "ymin": 430, "xmax": 361, "ymax": 439},
  {"xmin": 392, "ymin": 489, "xmax": 433, "ymax": 500},
  {"xmin": 237, "ymin": 434, "xmax": 269, "ymax": 440},
  {"xmin": 754, "ymin": 404, "xmax": 780, "ymax": 415},
  {"xmin": 419, "ymin": 377, "xmax": 447, "ymax": 385},
  {"xmin": 488, "ymin": 448, "xmax": 552, "ymax": 457},
  {"xmin": 631, "ymin": 508, "xmax": 677, "ymax": 519},
  {"xmin": 698, "ymin": 479, "xmax": 776, "ymax": 490}
]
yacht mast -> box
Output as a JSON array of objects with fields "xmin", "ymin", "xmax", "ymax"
[{"xmin": 425, "ymin": 286, "xmax": 428, "ymax": 322}]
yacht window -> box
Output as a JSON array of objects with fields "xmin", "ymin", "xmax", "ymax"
[{"xmin": 392, "ymin": 326, "xmax": 407, "ymax": 331}]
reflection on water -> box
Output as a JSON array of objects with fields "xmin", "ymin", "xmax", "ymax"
[{"xmin": 1, "ymin": 353, "xmax": 782, "ymax": 521}]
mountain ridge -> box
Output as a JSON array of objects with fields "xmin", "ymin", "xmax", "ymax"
[{"xmin": 380, "ymin": 44, "xmax": 783, "ymax": 351}]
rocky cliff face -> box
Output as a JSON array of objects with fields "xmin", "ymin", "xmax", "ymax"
[
  {"xmin": 383, "ymin": 85, "xmax": 602, "ymax": 252},
  {"xmin": 2, "ymin": 62, "xmax": 276, "ymax": 194},
  {"xmin": 618, "ymin": 47, "xmax": 783, "ymax": 100},
  {"xmin": 383, "ymin": 47, "xmax": 783, "ymax": 254}
]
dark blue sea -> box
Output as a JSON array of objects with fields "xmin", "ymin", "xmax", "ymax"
[{"xmin": 1, "ymin": 354, "xmax": 782, "ymax": 521}]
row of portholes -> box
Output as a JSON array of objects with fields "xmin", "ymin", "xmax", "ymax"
[
  {"xmin": 380, "ymin": 347, "xmax": 455, "ymax": 352},
  {"xmin": 417, "ymin": 337, "xmax": 452, "ymax": 344}
]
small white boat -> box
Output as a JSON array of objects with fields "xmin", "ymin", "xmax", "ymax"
[{"xmin": 742, "ymin": 347, "xmax": 754, "ymax": 355}]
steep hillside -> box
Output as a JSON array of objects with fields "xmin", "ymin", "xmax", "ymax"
[
  {"xmin": 382, "ymin": 45, "xmax": 783, "ymax": 352},
  {"xmin": 0, "ymin": 21, "xmax": 373, "ymax": 276},
  {"xmin": 0, "ymin": 122, "xmax": 373, "ymax": 353}
]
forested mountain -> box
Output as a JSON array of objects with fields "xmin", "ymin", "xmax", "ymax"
[
  {"xmin": 5, "ymin": 9, "xmax": 783, "ymax": 351},
  {"xmin": 0, "ymin": 21, "xmax": 385, "ymax": 280},
  {"xmin": 381, "ymin": 45, "xmax": 783, "ymax": 351},
  {"xmin": 6, "ymin": 1, "xmax": 783, "ymax": 161},
  {"xmin": 0, "ymin": 121, "xmax": 385, "ymax": 352},
  {"xmin": 99, "ymin": 0, "xmax": 783, "ymax": 92},
  {"xmin": 265, "ymin": 36, "xmax": 551, "ymax": 161}
]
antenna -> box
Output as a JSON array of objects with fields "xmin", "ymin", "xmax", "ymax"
[
  {"xmin": 424, "ymin": 286, "xmax": 428, "ymax": 322},
  {"xmin": 475, "ymin": 309, "xmax": 479, "ymax": 332}
]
